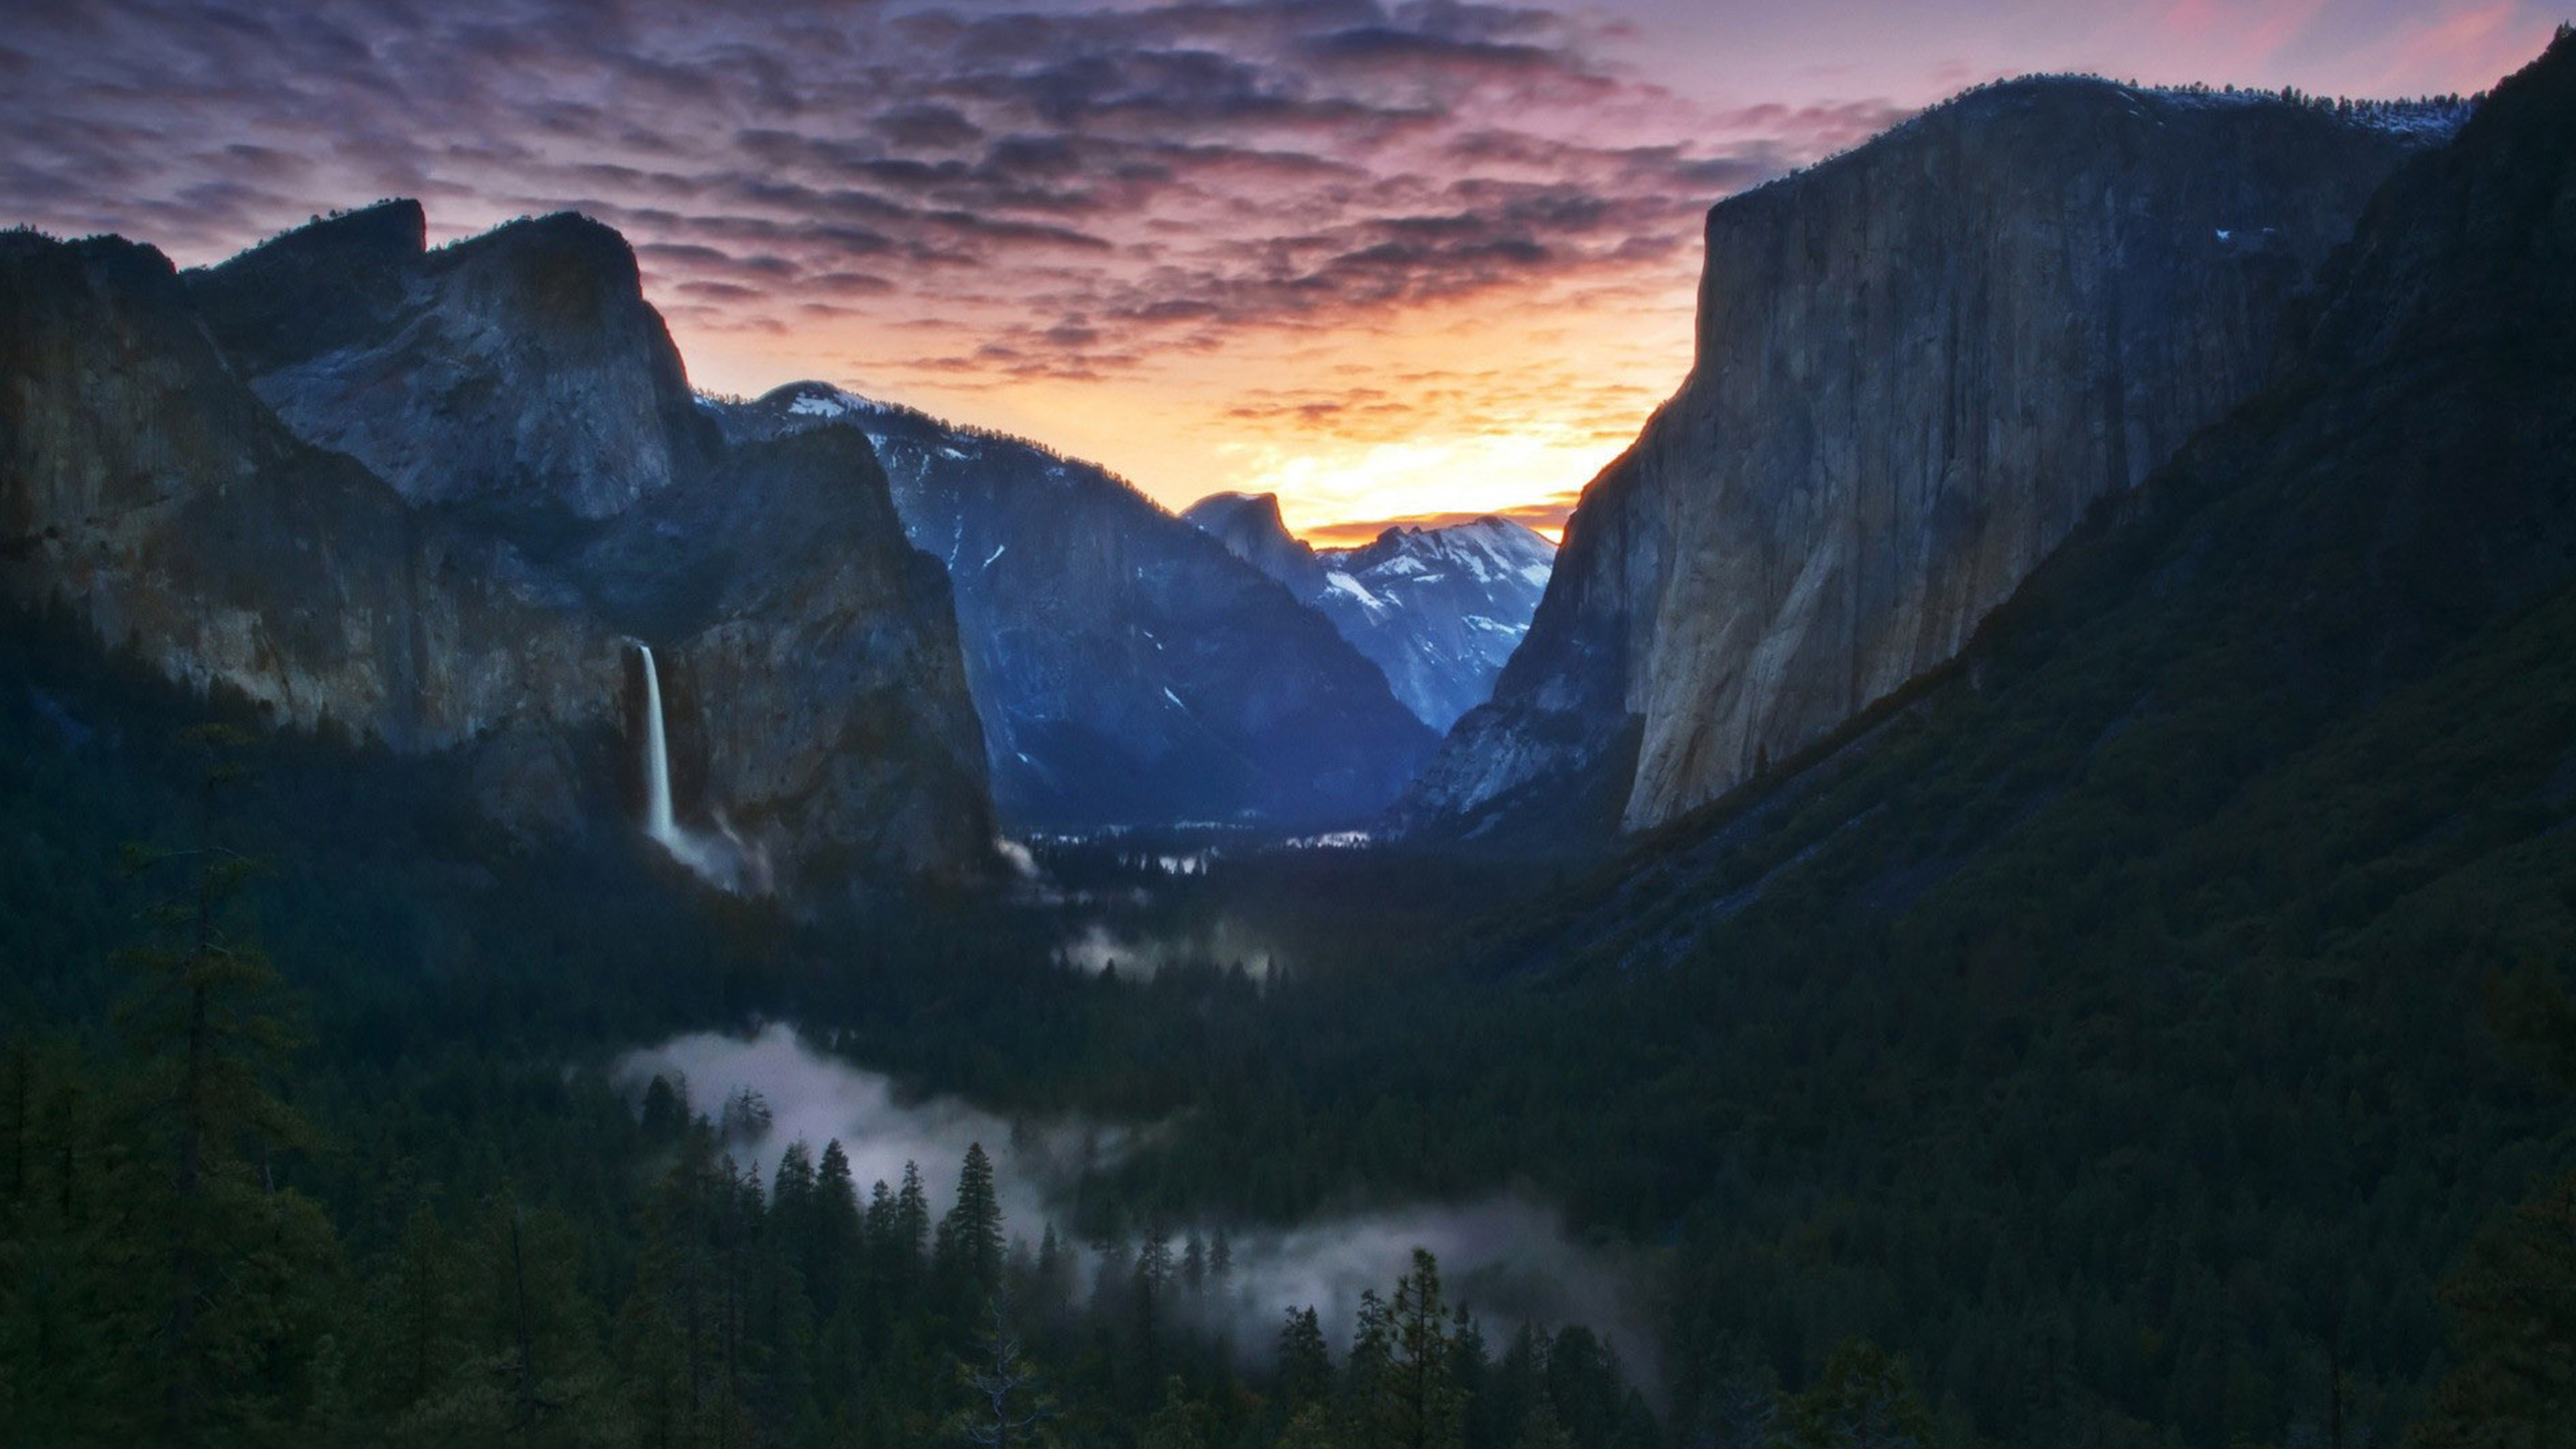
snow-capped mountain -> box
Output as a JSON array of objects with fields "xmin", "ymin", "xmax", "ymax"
[
  {"xmin": 1183, "ymin": 493, "xmax": 1556, "ymax": 733},
  {"xmin": 714, "ymin": 387, "xmax": 1436, "ymax": 831}
]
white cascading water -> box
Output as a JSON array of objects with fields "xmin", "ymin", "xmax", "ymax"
[
  {"xmin": 633, "ymin": 643, "xmax": 770, "ymax": 893},
  {"xmin": 639, "ymin": 642, "xmax": 679, "ymax": 846}
]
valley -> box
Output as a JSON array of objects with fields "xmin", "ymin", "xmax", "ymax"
[{"xmin": 4, "ymin": 17, "xmax": 2576, "ymax": 1449}]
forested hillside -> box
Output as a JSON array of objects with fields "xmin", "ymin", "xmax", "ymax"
[{"xmin": 6, "ymin": 24, "xmax": 2576, "ymax": 1449}]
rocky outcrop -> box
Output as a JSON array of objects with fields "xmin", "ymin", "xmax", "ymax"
[
  {"xmin": 1183, "ymin": 494, "xmax": 1556, "ymax": 733},
  {"xmin": 1512, "ymin": 30, "xmax": 2576, "ymax": 969},
  {"xmin": 187, "ymin": 201, "xmax": 718, "ymax": 521},
  {"xmin": 1182, "ymin": 492, "xmax": 1330, "ymax": 599},
  {"xmin": 0, "ymin": 229, "xmax": 610, "ymax": 753},
  {"xmin": 578, "ymin": 426, "xmax": 994, "ymax": 879},
  {"xmin": 1, "ymin": 211, "xmax": 995, "ymax": 888},
  {"xmin": 720, "ymin": 384, "xmax": 1435, "ymax": 830},
  {"xmin": 1400, "ymin": 78, "xmax": 2458, "ymax": 841}
]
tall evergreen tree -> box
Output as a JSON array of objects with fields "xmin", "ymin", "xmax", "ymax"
[
  {"xmin": 1279, "ymin": 1306, "xmax": 1336, "ymax": 1411},
  {"xmin": 951, "ymin": 1295, "xmax": 1058, "ymax": 1449},
  {"xmin": 895, "ymin": 1162, "xmax": 932, "ymax": 1271},
  {"xmin": 115, "ymin": 724, "xmax": 339, "ymax": 1446},
  {"xmin": 812, "ymin": 1140, "xmax": 861, "ymax": 1318},
  {"xmin": 1374, "ymin": 1249, "xmax": 1464, "ymax": 1449},
  {"xmin": 936, "ymin": 1142, "xmax": 1006, "ymax": 1309},
  {"xmin": 1134, "ymin": 1224, "xmax": 1177, "ymax": 1380}
]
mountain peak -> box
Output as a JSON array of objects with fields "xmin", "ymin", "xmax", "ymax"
[
  {"xmin": 751, "ymin": 380, "xmax": 888, "ymax": 423},
  {"xmin": 1183, "ymin": 490, "xmax": 1325, "ymax": 598},
  {"xmin": 1183, "ymin": 490, "xmax": 1292, "ymax": 533},
  {"xmin": 187, "ymin": 204, "xmax": 714, "ymax": 520},
  {"xmin": 231, "ymin": 199, "xmax": 427, "ymax": 267}
]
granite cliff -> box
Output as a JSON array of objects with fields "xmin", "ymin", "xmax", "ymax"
[
  {"xmin": 0, "ymin": 208, "xmax": 993, "ymax": 888},
  {"xmin": 1401, "ymin": 79, "xmax": 2459, "ymax": 842},
  {"xmin": 187, "ymin": 201, "xmax": 718, "ymax": 521},
  {"xmin": 718, "ymin": 386, "xmax": 1435, "ymax": 830},
  {"xmin": 1183, "ymin": 492, "xmax": 1556, "ymax": 733}
]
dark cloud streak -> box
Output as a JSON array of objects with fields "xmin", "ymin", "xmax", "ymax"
[{"xmin": 0, "ymin": 0, "xmax": 1915, "ymax": 520}]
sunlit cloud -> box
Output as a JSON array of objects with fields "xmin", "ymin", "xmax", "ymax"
[
  {"xmin": 1221, "ymin": 427, "xmax": 1611, "ymax": 541},
  {"xmin": 0, "ymin": 0, "xmax": 2551, "ymax": 532}
]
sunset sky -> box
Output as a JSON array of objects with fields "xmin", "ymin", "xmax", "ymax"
[{"xmin": 5, "ymin": 0, "xmax": 2557, "ymax": 542}]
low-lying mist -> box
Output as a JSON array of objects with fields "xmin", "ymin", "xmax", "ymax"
[
  {"xmin": 613, "ymin": 1025, "xmax": 1644, "ymax": 1369},
  {"xmin": 1055, "ymin": 917, "xmax": 1283, "ymax": 979}
]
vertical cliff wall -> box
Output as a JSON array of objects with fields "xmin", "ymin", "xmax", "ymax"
[
  {"xmin": 2, "ymin": 213, "xmax": 995, "ymax": 887},
  {"xmin": 1401, "ymin": 79, "xmax": 2454, "ymax": 841},
  {"xmin": 717, "ymin": 384, "xmax": 1435, "ymax": 831},
  {"xmin": 186, "ymin": 201, "xmax": 718, "ymax": 521}
]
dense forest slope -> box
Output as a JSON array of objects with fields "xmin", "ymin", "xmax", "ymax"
[
  {"xmin": 3, "ymin": 30, "xmax": 2573, "ymax": 1449},
  {"xmin": 1401, "ymin": 76, "xmax": 2458, "ymax": 845},
  {"xmin": 1420, "ymin": 28, "xmax": 2576, "ymax": 1444}
]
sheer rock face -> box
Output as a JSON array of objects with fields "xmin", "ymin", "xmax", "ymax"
[
  {"xmin": 1401, "ymin": 79, "xmax": 2448, "ymax": 841},
  {"xmin": 580, "ymin": 427, "xmax": 996, "ymax": 879},
  {"xmin": 1, "ymin": 211, "xmax": 993, "ymax": 887},
  {"xmin": 1182, "ymin": 492, "xmax": 1557, "ymax": 733},
  {"xmin": 1182, "ymin": 492, "xmax": 1330, "ymax": 599},
  {"xmin": 0, "ymin": 230, "xmax": 611, "ymax": 753},
  {"xmin": 719, "ymin": 385, "xmax": 1436, "ymax": 831},
  {"xmin": 188, "ymin": 200, "xmax": 718, "ymax": 521}
]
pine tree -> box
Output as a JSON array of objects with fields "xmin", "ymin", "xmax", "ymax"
[
  {"xmin": 1351, "ymin": 1289, "xmax": 1394, "ymax": 1445},
  {"xmin": 1377, "ymin": 1249, "xmax": 1464, "ymax": 1449},
  {"xmin": 1279, "ymin": 1306, "xmax": 1336, "ymax": 1411},
  {"xmin": 895, "ymin": 1161, "xmax": 932, "ymax": 1271},
  {"xmin": 1783, "ymin": 1340, "xmax": 1937, "ymax": 1449},
  {"xmin": 936, "ymin": 1142, "xmax": 1006, "ymax": 1309},
  {"xmin": 950, "ymin": 1295, "xmax": 1058, "ymax": 1449},
  {"xmin": 812, "ymin": 1140, "xmax": 861, "ymax": 1318},
  {"xmin": 864, "ymin": 1177, "xmax": 897, "ymax": 1265},
  {"xmin": 1139, "ymin": 1375, "xmax": 1212, "ymax": 1449},
  {"xmin": 1134, "ymin": 1224, "xmax": 1177, "ymax": 1377},
  {"xmin": 1034, "ymin": 1226, "xmax": 1074, "ymax": 1321},
  {"xmin": 363, "ymin": 1201, "xmax": 462, "ymax": 1419},
  {"xmin": 115, "ymin": 724, "xmax": 339, "ymax": 1445}
]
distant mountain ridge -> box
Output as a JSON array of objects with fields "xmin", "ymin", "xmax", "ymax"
[
  {"xmin": 1397, "ymin": 73, "xmax": 2458, "ymax": 845},
  {"xmin": 1183, "ymin": 492, "xmax": 1555, "ymax": 733},
  {"xmin": 714, "ymin": 384, "xmax": 1437, "ymax": 830}
]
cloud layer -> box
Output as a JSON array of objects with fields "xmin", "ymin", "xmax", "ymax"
[
  {"xmin": 0, "ymin": 0, "xmax": 1898, "ymax": 530},
  {"xmin": 3, "ymin": 0, "xmax": 2555, "ymax": 533}
]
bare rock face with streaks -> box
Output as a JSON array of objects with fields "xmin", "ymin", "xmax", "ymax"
[
  {"xmin": 1183, "ymin": 492, "xmax": 1556, "ymax": 734},
  {"xmin": 718, "ymin": 386, "xmax": 1437, "ymax": 832},
  {"xmin": 188, "ymin": 201, "xmax": 718, "ymax": 520},
  {"xmin": 1399, "ymin": 79, "xmax": 2457, "ymax": 842},
  {"xmin": 0, "ymin": 206, "xmax": 995, "ymax": 889}
]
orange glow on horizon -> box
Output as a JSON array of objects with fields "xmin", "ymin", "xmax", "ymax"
[{"xmin": 678, "ymin": 257, "xmax": 1691, "ymax": 545}]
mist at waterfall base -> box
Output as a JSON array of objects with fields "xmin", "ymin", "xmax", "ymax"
[
  {"xmin": 613, "ymin": 1026, "xmax": 1645, "ymax": 1368},
  {"xmin": 634, "ymin": 643, "xmax": 773, "ymax": 895}
]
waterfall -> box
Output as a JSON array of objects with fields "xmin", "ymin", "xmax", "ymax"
[
  {"xmin": 638, "ymin": 642, "xmax": 678, "ymax": 847},
  {"xmin": 632, "ymin": 641, "xmax": 772, "ymax": 894}
]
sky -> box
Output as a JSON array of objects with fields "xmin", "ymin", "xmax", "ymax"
[{"xmin": 3, "ymin": 0, "xmax": 2559, "ymax": 542}]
